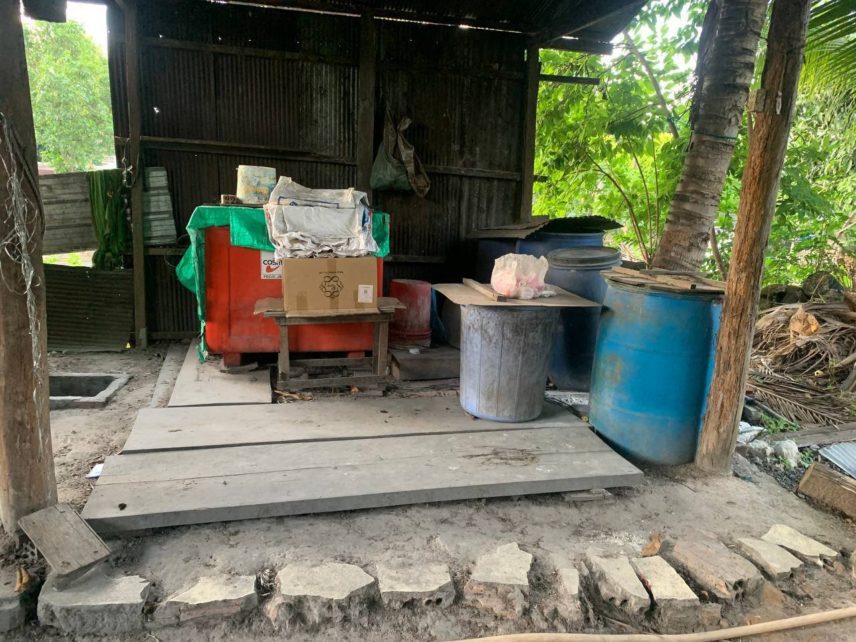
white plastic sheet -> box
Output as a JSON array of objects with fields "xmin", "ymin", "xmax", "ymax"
[{"xmin": 264, "ymin": 177, "xmax": 378, "ymax": 259}]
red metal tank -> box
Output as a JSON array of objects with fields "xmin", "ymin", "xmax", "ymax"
[
  {"xmin": 389, "ymin": 279, "xmax": 432, "ymax": 348},
  {"xmin": 204, "ymin": 226, "xmax": 382, "ymax": 363}
]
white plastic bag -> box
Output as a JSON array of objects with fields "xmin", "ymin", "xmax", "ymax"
[{"xmin": 490, "ymin": 254, "xmax": 550, "ymax": 299}]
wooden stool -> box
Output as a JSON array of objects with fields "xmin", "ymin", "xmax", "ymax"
[{"xmin": 260, "ymin": 298, "xmax": 402, "ymax": 390}]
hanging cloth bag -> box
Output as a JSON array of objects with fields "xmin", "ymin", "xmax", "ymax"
[{"xmin": 370, "ymin": 110, "xmax": 430, "ymax": 198}]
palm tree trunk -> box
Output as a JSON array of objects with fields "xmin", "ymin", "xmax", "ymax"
[
  {"xmin": 652, "ymin": 0, "xmax": 768, "ymax": 271},
  {"xmin": 695, "ymin": 0, "xmax": 811, "ymax": 473}
]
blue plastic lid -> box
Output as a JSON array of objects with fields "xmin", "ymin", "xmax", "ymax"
[{"xmin": 547, "ymin": 246, "xmax": 621, "ymax": 269}]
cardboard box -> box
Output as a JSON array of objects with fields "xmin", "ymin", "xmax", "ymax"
[{"xmin": 282, "ymin": 256, "xmax": 378, "ymax": 313}]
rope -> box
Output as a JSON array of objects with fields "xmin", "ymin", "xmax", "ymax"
[{"xmin": 0, "ymin": 111, "xmax": 47, "ymax": 453}]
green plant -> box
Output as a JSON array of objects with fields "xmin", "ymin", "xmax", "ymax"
[
  {"xmin": 761, "ymin": 414, "xmax": 801, "ymax": 434},
  {"xmin": 800, "ymin": 449, "xmax": 815, "ymax": 468}
]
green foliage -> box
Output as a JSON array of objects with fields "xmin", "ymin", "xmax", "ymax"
[
  {"xmin": 536, "ymin": 0, "xmax": 855, "ymax": 285},
  {"xmin": 761, "ymin": 414, "xmax": 800, "ymax": 434},
  {"xmin": 534, "ymin": 0, "xmax": 705, "ymax": 264},
  {"xmin": 24, "ymin": 20, "xmax": 114, "ymax": 173}
]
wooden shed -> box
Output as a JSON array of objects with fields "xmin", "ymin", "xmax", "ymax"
[{"xmin": 94, "ymin": 0, "xmax": 645, "ymax": 343}]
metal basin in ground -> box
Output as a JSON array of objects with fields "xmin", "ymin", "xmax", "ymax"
[{"xmin": 49, "ymin": 373, "xmax": 130, "ymax": 410}]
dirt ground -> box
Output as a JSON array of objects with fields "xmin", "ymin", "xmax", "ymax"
[{"xmin": 10, "ymin": 346, "xmax": 856, "ymax": 640}]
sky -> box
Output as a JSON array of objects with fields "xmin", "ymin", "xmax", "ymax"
[
  {"xmin": 23, "ymin": 1, "xmax": 109, "ymax": 52},
  {"xmin": 66, "ymin": 2, "xmax": 108, "ymax": 51}
]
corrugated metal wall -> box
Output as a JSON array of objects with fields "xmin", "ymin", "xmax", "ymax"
[
  {"xmin": 108, "ymin": 0, "xmax": 525, "ymax": 337},
  {"xmin": 44, "ymin": 264, "xmax": 133, "ymax": 351}
]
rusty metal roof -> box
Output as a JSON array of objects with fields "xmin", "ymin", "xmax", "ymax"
[{"xmin": 224, "ymin": 0, "xmax": 646, "ymax": 43}]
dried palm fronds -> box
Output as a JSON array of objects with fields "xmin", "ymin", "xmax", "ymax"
[
  {"xmin": 753, "ymin": 302, "xmax": 856, "ymax": 390},
  {"xmin": 747, "ymin": 369, "xmax": 850, "ymax": 425},
  {"xmin": 750, "ymin": 302, "xmax": 856, "ymax": 423}
]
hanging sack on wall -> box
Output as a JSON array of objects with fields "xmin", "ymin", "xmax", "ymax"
[{"xmin": 370, "ymin": 110, "xmax": 431, "ymax": 198}]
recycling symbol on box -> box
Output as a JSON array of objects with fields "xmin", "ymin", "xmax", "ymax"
[{"xmin": 319, "ymin": 275, "xmax": 344, "ymax": 298}]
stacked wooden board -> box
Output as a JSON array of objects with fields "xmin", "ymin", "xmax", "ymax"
[
  {"xmin": 82, "ymin": 385, "xmax": 643, "ymax": 534},
  {"xmin": 604, "ymin": 267, "xmax": 725, "ymax": 293}
]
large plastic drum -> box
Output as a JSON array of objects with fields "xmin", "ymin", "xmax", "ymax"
[
  {"xmin": 545, "ymin": 247, "xmax": 622, "ymax": 391},
  {"xmin": 460, "ymin": 305, "xmax": 560, "ymax": 422},
  {"xmin": 589, "ymin": 281, "xmax": 722, "ymax": 465}
]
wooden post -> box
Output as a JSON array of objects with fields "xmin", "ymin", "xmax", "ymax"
[
  {"xmin": 0, "ymin": 0, "xmax": 58, "ymax": 532},
  {"xmin": 123, "ymin": 0, "xmax": 148, "ymax": 347},
  {"xmin": 695, "ymin": 0, "xmax": 811, "ymax": 473},
  {"xmin": 356, "ymin": 14, "xmax": 377, "ymax": 199},
  {"xmin": 519, "ymin": 45, "xmax": 540, "ymax": 221}
]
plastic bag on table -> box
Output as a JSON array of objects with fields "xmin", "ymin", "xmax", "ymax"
[{"xmin": 490, "ymin": 254, "xmax": 551, "ymax": 300}]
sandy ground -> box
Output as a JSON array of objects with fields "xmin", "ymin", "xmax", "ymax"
[
  {"xmin": 10, "ymin": 346, "xmax": 856, "ymax": 640},
  {"xmin": 48, "ymin": 346, "xmax": 177, "ymax": 510}
]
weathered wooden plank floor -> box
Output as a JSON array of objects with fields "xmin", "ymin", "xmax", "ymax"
[
  {"xmin": 123, "ymin": 398, "xmax": 580, "ymax": 453},
  {"xmin": 83, "ymin": 398, "xmax": 643, "ymax": 534},
  {"xmin": 168, "ymin": 340, "xmax": 272, "ymax": 407}
]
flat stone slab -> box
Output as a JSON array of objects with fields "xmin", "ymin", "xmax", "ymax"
[
  {"xmin": 154, "ymin": 575, "xmax": 258, "ymax": 625},
  {"xmin": 761, "ymin": 524, "xmax": 837, "ymax": 566},
  {"xmin": 736, "ymin": 538, "xmax": 803, "ymax": 580},
  {"xmin": 263, "ymin": 562, "xmax": 376, "ymax": 628},
  {"xmin": 376, "ymin": 563, "xmax": 454, "ymax": 609},
  {"xmin": 38, "ymin": 567, "xmax": 150, "ymax": 635},
  {"xmin": 661, "ymin": 537, "xmax": 763, "ymax": 603},
  {"xmin": 584, "ymin": 553, "xmax": 649, "ymax": 621},
  {"xmin": 554, "ymin": 565, "xmax": 582, "ymax": 626},
  {"xmin": 0, "ymin": 568, "xmax": 23, "ymax": 633},
  {"xmin": 631, "ymin": 556, "xmax": 699, "ymax": 631},
  {"xmin": 464, "ymin": 543, "xmax": 532, "ymax": 618}
]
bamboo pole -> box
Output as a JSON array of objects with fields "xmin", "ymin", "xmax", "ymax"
[{"xmin": 695, "ymin": 0, "xmax": 812, "ymax": 472}]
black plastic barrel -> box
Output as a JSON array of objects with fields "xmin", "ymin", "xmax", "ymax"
[{"xmin": 545, "ymin": 246, "xmax": 622, "ymax": 391}]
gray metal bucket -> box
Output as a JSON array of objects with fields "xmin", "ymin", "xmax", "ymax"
[{"xmin": 460, "ymin": 306, "xmax": 560, "ymax": 422}]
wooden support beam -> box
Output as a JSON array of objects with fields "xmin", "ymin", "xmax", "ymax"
[
  {"xmin": 0, "ymin": 0, "xmax": 58, "ymax": 533},
  {"xmin": 519, "ymin": 46, "xmax": 540, "ymax": 221},
  {"xmin": 123, "ymin": 0, "xmax": 147, "ymax": 347},
  {"xmin": 695, "ymin": 0, "xmax": 811, "ymax": 473},
  {"xmin": 356, "ymin": 14, "xmax": 377, "ymax": 198},
  {"xmin": 539, "ymin": 74, "xmax": 599, "ymax": 85},
  {"xmin": 543, "ymin": 37, "xmax": 614, "ymax": 56}
]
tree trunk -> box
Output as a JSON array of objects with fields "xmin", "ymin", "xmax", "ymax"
[
  {"xmin": 652, "ymin": 0, "xmax": 768, "ymax": 271},
  {"xmin": 695, "ymin": 0, "xmax": 811, "ymax": 473},
  {"xmin": 0, "ymin": 0, "xmax": 57, "ymax": 532}
]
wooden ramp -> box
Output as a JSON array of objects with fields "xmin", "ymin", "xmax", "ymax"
[{"xmin": 83, "ymin": 398, "xmax": 643, "ymax": 534}]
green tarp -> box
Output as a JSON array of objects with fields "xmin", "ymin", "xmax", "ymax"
[{"xmin": 176, "ymin": 205, "xmax": 390, "ymax": 358}]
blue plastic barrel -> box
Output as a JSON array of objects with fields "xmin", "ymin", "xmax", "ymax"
[
  {"xmin": 518, "ymin": 231, "xmax": 605, "ymax": 258},
  {"xmin": 460, "ymin": 305, "xmax": 560, "ymax": 422},
  {"xmin": 589, "ymin": 281, "xmax": 722, "ymax": 465},
  {"xmin": 545, "ymin": 247, "xmax": 622, "ymax": 391},
  {"xmin": 476, "ymin": 232, "xmax": 605, "ymax": 283}
]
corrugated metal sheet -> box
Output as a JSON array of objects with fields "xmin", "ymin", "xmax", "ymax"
[
  {"xmin": 214, "ymin": 56, "xmax": 357, "ymax": 160},
  {"xmin": 146, "ymin": 255, "xmax": 199, "ymax": 337},
  {"xmin": 108, "ymin": 1, "xmax": 547, "ymax": 335},
  {"xmin": 39, "ymin": 173, "xmax": 97, "ymax": 254},
  {"xmin": 45, "ymin": 265, "xmax": 133, "ymax": 351},
  {"xmin": 820, "ymin": 443, "xmax": 856, "ymax": 479}
]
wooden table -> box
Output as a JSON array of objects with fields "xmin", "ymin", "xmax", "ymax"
[{"xmin": 259, "ymin": 298, "xmax": 401, "ymax": 390}]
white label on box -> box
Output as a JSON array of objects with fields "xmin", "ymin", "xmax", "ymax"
[
  {"xmin": 357, "ymin": 284, "xmax": 374, "ymax": 303},
  {"xmin": 260, "ymin": 252, "xmax": 282, "ymax": 280}
]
